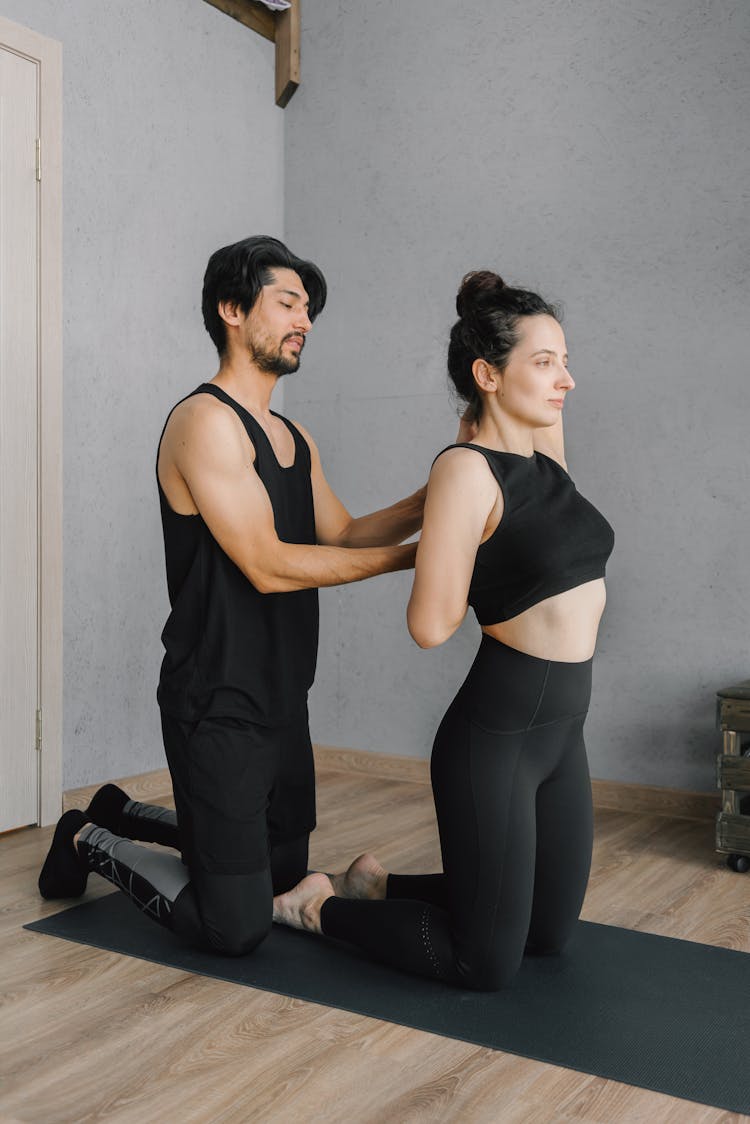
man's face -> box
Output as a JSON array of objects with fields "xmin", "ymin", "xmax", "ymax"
[{"xmin": 243, "ymin": 268, "xmax": 312, "ymax": 376}]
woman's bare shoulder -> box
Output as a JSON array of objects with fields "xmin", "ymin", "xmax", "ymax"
[
  {"xmin": 428, "ymin": 445, "xmax": 499, "ymax": 509},
  {"xmin": 431, "ymin": 443, "xmax": 495, "ymax": 474}
]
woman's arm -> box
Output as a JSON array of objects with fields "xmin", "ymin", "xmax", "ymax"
[{"xmin": 407, "ymin": 448, "xmax": 500, "ymax": 648}]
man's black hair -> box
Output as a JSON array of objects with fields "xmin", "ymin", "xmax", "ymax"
[{"xmin": 201, "ymin": 235, "xmax": 327, "ymax": 356}]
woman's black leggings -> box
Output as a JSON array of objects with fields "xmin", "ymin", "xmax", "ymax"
[{"xmin": 320, "ymin": 635, "xmax": 594, "ymax": 990}]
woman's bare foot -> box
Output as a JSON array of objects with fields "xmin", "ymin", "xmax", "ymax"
[
  {"xmin": 329, "ymin": 853, "xmax": 388, "ymax": 901},
  {"xmin": 273, "ymin": 872, "xmax": 334, "ymax": 933}
]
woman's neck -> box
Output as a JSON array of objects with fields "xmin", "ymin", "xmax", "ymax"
[{"xmin": 473, "ymin": 410, "xmax": 535, "ymax": 457}]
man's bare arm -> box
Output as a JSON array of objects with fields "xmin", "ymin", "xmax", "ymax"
[
  {"xmin": 329, "ymin": 487, "xmax": 426, "ymax": 548},
  {"xmin": 167, "ymin": 400, "xmax": 416, "ymax": 594},
  {"xmin": 291, "ymin": 420, "xmax": 426, "ymax": 547}
]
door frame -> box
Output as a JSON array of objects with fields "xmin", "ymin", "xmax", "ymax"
[{"xmin": 0, "ymin": 15, "xmax": 62, "ymax": 826}]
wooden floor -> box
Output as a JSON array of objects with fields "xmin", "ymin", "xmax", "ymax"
[{"xmin": 1, "ymin": 761, "xmax": 749, "ymax": 1124}]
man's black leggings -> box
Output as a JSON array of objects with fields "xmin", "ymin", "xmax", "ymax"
[
  {"xmin": 320, "ymin": 636, "xmax": 594, "ymax": 990},
  {"xmin": 76, "ymin": 710, "xmax": 315, "ymax": 956}
]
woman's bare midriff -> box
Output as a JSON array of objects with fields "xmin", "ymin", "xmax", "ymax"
[{"xmin": 481, "ymin": 579, "xmax": 606, "ymax": 663}]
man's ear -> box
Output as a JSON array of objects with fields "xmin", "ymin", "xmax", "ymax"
[{"xmin": 218, "ymin": 299, "xmax": 243, "ymax": 328}]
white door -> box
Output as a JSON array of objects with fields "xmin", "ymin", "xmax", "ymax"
[{"xmin": 0, "ymin": 44, "xmax": 39, "ymax": 831}]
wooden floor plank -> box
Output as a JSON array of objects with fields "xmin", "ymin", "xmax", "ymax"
[{"xmin": 1, "ymin": 762, "xmax": 748, "ymax": 1123}]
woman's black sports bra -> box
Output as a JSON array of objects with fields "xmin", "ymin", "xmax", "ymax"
[{"xmin": 434, "ymin": 444, "xmax": 615, "ymax": 626}]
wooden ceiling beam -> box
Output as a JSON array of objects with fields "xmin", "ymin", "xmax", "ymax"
[
  {"xmin": 204, "ymin": 0, "xmax": 275, "ymax": 42},
  {"xmin": 203, "ymin": 0, "xmax": 300, "ymax": 106},
  {"xmin": 275, "ymin": 1, "xmax": 299, "ymax": 108}
]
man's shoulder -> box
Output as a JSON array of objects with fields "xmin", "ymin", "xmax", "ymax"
[
  {"xmin": 168, "ymin": 387, "xmax": 237, "ymax": 428},
  {"xmin": 163, "ymin": 388, "xmax": 254, "ymax": 459}
]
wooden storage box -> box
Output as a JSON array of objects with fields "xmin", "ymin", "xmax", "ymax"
[{"xmin": 715, "ymin": 680, "xmax": 750, "ymax": 869}]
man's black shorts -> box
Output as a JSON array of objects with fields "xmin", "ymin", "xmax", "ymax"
[{"xmin": 160, "ymin": 707, "xmax": 316, "ymax": 875}]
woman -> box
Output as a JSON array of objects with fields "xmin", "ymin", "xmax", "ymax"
[{"xmin": 273, "ymin": 270, "xmax": 614, "ymax": 990}]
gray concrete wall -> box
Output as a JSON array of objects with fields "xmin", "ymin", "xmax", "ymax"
[
  {"xmin": 0, "ymin": 0, "xmax": 285, "ymax": 787},
  {"xmin": 284, "ymin": 0, "xmax": 750, "ymax": 791}
]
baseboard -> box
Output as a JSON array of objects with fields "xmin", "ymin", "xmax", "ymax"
[
  {"xmin": 588, "ymin": 778, "xmax": 719, "ymax": 822},
  {"xmin": 63, "ymin": 769, "xmax": 175, "ymax": 812},
  {"xmin": 314, "ymin": 744, "xmax": 429, "ymax": 785},
  {"xmin": 63, "ymin": 744, "xmax": 720, "ymax": 824},
  {"xmin": 313, "ymin": 746, "xmax": 720, "ymax": 822}
]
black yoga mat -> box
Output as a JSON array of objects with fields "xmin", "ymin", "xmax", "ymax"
[{"xmin": 26, "ymin": 894, "xmax": 750, "ymax": 1115}]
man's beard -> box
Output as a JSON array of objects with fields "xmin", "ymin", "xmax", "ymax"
[{"xmin": 250, "ymin": 334, "xmax": 303, "ymax": 377}]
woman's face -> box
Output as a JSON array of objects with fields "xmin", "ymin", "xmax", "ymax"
[{"xmin": 494, "ymin": 315, "xmax": 575, "ymax": 428}]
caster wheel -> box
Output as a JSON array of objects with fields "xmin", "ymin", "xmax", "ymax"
[{"xmin": 727, "ymin": 854, "xmax": 750, "ymax": 873}]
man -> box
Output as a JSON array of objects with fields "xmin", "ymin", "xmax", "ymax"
[{"xmin": 39, "ymin": 235, "xmax": 424, "ymax": 955}]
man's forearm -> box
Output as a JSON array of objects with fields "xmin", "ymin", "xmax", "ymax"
[
  {"xmin": 251, "ymin": 539, "xmax": 417, "ymax": 593},
  {"xmin": 335, "ymin": 486, "xmax": 427, "ymax": 548}
]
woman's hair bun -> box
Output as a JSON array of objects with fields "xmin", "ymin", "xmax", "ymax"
[
  {"xmin": 447, "ymin": 269, "xmax": 558, "ymax": 423},
  {"xmin": 455, "ymin": 270, "xmax": 507, "ymax": 319}
]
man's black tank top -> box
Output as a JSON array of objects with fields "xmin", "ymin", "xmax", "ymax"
[{"xmin": 156, "ymin": 384, "xmax": 319, "ymax": 726}]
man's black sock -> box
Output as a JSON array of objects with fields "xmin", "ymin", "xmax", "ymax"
[
  {"xmin": 38, "ymin": 809, "xmax": 89, "ymax": 899},
  {"xmin": 85, "ymin": 783, "xmax": 130, "ymax": 835}
]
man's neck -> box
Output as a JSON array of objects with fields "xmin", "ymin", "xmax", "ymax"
[{"xmin": 210, "ymin": 355, "xmax": 279, "ymax": 418}]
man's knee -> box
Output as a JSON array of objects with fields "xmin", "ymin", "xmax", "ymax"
[
  {"xmin": 195, "ymin": 867, "xmax": 273, "ymax": 956},
  {"xmin": 205, "ymin": 912, "xmax": 272, "ymax": 957}
]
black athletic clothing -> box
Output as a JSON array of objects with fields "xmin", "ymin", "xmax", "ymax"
[
  {"xmin": 160, "ymin": 709, "xmax": 316, "ymax": 871},
  {"xmin": 319, "ymin": 446, "xmax": 609, "ymax": 989},
  {"xmin": 76, "ymin": 385, "xmax": 320, "ymax": 956},
  {"xmin": 77, "ymin": 815, "xmax": 309, "ymax": 956},
  {"xmin": 76, "ymin": 699, "xmax": 314, "ymax": 959},
  {"xmin": 157, "ymin": 383, "xmax": 319, "ymax": 726},
  {"xmin": 436, "ymin": 445, "xmax": 614, "ymax": 624},
  {"xmin": 321, "ymin": 636, "xmax": 594, "ymax": 989}
]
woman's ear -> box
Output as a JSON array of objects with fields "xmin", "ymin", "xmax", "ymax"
[{"xmin": 471, "ymin": 358, "xmax": 499, "ymax": 396}]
